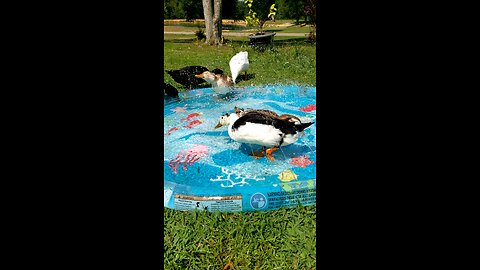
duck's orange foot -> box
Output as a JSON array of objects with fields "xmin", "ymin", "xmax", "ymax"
[
  {"xmin": 249, "ymin": 149, "xmax": 265, "ymax": 159},
  {"xmin": 265, "ymin": 147, "xmax": 279, "ymax": 161}
]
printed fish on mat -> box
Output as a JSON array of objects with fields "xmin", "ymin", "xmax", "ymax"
[
  {"xmin": 278, "ymin": 170, "xmax": 298, "ymax": 182},
  {"xmin": 181, "ymin": 112, "xmax": 202, "ymax": 121},
  {"xmin": 184, "ymin": 119, "xmax": 202, "ymax": 128},
  {"xmin": 166, "ymin": 127, "xmax": 179, "ymax": 135}
]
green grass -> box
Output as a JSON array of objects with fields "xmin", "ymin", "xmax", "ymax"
[
  {"xmin": 164, "ymin": 33, "xmax": 317, "ymax": 270},
  {"xmin": 270, "ymin": 26, "xmax": 313, "ymax": 33},
  {"xmin": 164, "ymin": 205, "xmax": 317, "ymax": 270},
  {"xmin": 164, "ymin": 36, "xmax": 316, "ymax": 91},
  {"xmin": 164, "ymin": 19, "xmax": 314, "ymax": 34}
]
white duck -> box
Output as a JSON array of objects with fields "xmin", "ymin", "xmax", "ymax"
[
  {"xmin": 229, "ymin": 51, "xmax": 249, "ymax": 84},
  {"xmin": 214, "ymin": 111, "xmax": 314, "ymax": 160}
]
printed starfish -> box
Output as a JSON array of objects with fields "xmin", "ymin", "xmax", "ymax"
[{"xmin": 171, "ymin": 106, "xmax": 187, "ymax": 113}]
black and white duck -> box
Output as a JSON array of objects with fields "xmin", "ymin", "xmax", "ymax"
[
  {"xmin": 163, "ymin": 82, "xmax": 179, "ymax": 100},
  {"xmin": 214, "ymin": 111, "xmax": 314, "ymax": 160},
  {"xmin": 166, "ymin": 66, "xmax": 224, "ymax": 89}
]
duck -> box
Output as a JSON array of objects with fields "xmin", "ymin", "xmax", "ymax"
[
  {"xmin": 195, "ymin": 71, "xmax": 234, "ymax": 89},
  {"xmin": 214, "ymin": 111, "xmax": 314, "ymax": 161},
  {"xmin": 234, "ymin": 106, "xmax": 302, "ymax": 125},
  {"xmin": 210, "ymin": 68, "xmax": 224, "ymax": 75},
  {"xmin": 229, "ymin": 51, "xmax": 249, "ymax": 84},
  {"xmin": 163, "ymin": 82, "xmax": 179, "ymax": 100},
  {"xmin": 166, "ymin": 66, "xmax": 224, "ymax": 89}
]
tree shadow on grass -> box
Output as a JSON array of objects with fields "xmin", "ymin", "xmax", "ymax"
[
  {"xmin": 274, "ymin": 37, "xmax": 311, "ymax": 46},
  {"xmin": 164, "ymin": 36, "xmax": 311, "ymax": 48},
  {"xmin": 225, "ymin": 37, "xmax": 311, "ymax": 50},
  {"xmin": 164, "ymin": 37, "xmax": 198, "ymax": 43}
]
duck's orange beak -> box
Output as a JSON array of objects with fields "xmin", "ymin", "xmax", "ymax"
[
  {"xmin": 214, "ymin": 122, "xmax": 222, "ymax": 129},
  {"xmin": 195, "ymin": 73, "xmax": 204, "ymax": 78}
]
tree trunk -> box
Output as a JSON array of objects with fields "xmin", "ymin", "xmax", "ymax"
[
  {"xmin": 259, "ymin": 19, "xmax": 267, "ymax": 32},
  {"xmin": 202, "ymin": 0, "xmax": 214, "ymax": 44},
  {"xmin": 213, "ymin": 0, "xmax": 223, "ymax": 44}
]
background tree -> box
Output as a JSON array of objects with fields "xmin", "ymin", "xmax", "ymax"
[
  {"xmin": 244, "ymin": 0, "xmax": 277, "ymax": 32},
  {"xmin": 276, "ymin": 0, "xmax": 305, "ymax": 23},
  {"xmin": 202, "ymin": 0, "xmax": 214, "ymax": 44},
  {"xmin": 181, "ymin": 0, "xmax": 204, "ymax": 22},
  {"xmin": 164, "ymin": 0, "xmax": 185, "ymax": 19},
  {"xmin": 304, "ymin": 0, "xmax": 316, "ymax": 27},
  {"xmin": 234, "ymin": 2, "xmax": 247, "ymax": 22},
  {"xmin": 222, "ymin": 0, "xmax": 237, "ymax": 20},
  {"xmin": 212, "ymin": 0, "xmax": 222, "ymax": 43},
  {"xmin": 201, "ymin": 0, "xmax": 223, "ymax": 45},
  {"xmin": 164, "ymin": 0, "xmax": 203, "ymax": 20}
]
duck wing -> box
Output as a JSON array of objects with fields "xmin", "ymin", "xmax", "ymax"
[
  {"xmin": 216, "ymin": 74, "xmax": 233, "ymax": 86},
  {"xmin": 232, "ymin": 111, "xmax": 303, "ymax": 135},
  {"xmin": 250, "ymin": 109, "xmax": 279, "ymax": 117},
  {"xmin": 229, "ymin": 52, "xmax": 250, "ymax": 82},
  {"xmin": 234, "ymin": 107, "xmax": 279, "ymax": 117}
]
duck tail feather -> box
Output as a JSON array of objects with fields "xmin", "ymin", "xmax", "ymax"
[{"xmin": 296, "ymin": 122, "xmax": 314, "ymax": 132}]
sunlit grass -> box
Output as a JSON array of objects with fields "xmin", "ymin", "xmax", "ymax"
[
  {"xmin": 164, "ymin": 19, "xmax": 314, "ymax": 33},
  {"xmin": 164, "ymin": 37, "xmax": 316, "ymax": 91},
  {"xmin": 164, "ymin": 205, "xmax": 316, "ymax": 270}
]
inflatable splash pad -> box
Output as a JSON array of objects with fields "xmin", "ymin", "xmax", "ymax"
[{"xmin": 164, "ymin": 85, "xmax": 317, "ymax": 212}]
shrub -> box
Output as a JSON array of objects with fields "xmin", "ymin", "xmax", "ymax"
[{"xmin": 195, "ymin": 27, "xmax": 206, "ymax": 41}]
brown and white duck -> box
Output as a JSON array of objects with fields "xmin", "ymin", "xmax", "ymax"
[{"xmin": 195, "ymin": 71, "xmax": 234, "ymax": 89}]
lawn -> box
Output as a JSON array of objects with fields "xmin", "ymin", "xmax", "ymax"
[
  {"xmin": 164, "ymin": 35, "xmax": 316, "ymax": 91},
  {"xmin": 164, "ymin": 205, "xmax": 317, "ymax": 270},
  {"xmin": 164, "ymin": 32, "xmax": 317, "ymax": 270}
]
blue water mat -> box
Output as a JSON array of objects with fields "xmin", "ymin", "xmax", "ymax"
[{"xmin": 164, "ymin": 85, "xmax": 317, "ymax": 212}]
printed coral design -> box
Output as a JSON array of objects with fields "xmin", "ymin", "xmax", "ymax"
[
  {"xmin": 168, "ymin": 144, "xmax": 208, "ymax": 174},
  {"xmin": 210, "ymin": 167, "xmax": 265, "ymax": 188}
]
